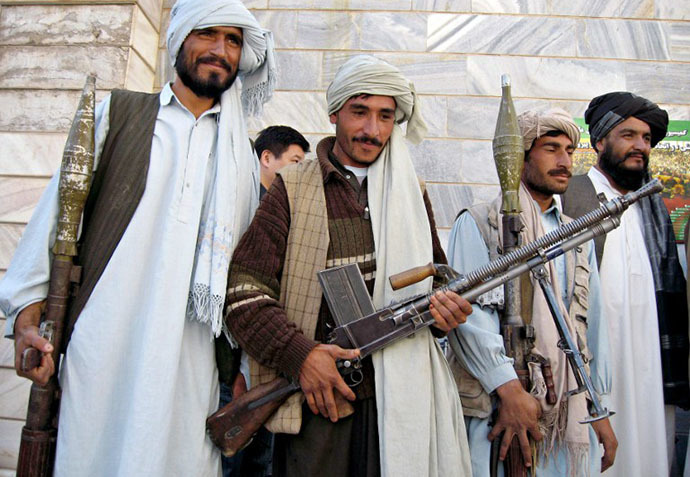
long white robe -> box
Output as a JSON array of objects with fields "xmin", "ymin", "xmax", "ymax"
[
  {"xmin": 588, "ymin": 167, "xmax": 670, "ymax": 477},
  {"xmin": 1, "ymin": 84, "xmax": 226, "ymax": 476}
]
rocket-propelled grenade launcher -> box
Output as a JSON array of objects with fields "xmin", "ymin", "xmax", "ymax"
[{"xmin": 17, "ymin": 75, "xmax": 96, "ymax": 477}]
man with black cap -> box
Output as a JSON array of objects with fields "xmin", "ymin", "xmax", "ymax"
[{"xmin": 561, "ymin": 92, "xmax": 689, "ymax": 477}]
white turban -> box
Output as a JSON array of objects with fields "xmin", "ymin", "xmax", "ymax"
[
  {"xmin": 326, "ymin": 55, "xmax": 427, "ymax": 144},
  {"xmin": 167, "ymin": 0, "xmax": 276, "ymax": 116},
  {"xmin": 517, "ymin": 108, "xmax": 581, "ymax": 152}
]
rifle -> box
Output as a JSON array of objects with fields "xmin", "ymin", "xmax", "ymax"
[
  {"xmin": 16, "ymin": 75, "xmax": 96, "ymax": 477},
  {"xmin": 206, "ymin": 179, "xmax": 661, "ymax": 456}
]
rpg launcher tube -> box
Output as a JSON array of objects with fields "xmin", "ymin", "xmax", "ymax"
[
  {"xmin": 53, "ymin": 74, "xmax": 96, "ymax": 257},
  {"xmin": 492, "ymin": 74, "xmax": 524, "ymax": 216}
]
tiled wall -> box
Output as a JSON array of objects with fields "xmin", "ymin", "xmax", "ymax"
[{"xmin": 1, "ymin": 0, "xmax": 688, "ymax": 472}]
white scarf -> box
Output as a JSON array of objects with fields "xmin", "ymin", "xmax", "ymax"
[
  {"xmin": 167, "ymin": 0, "xmax": 276, "ymax": 335},
  {"xmin": 329, "ymin": 55, "xmax": 470, "ymax": 476},
  {"xmin": 507, "ymin": 184, "xmax": 590, "ymax": 472}
]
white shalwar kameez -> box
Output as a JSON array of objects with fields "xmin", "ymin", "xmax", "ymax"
[
  {"xmin": 1, "ymin": 84, "xmax": 227, "ymax": 476},
  {"xmin": 588, "ymin": 166, "xmax": 671, "ymax": 477}
]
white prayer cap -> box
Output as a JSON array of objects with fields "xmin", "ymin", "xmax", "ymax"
[
  {"xmin": 166, "ymin": 0, "xmax": 276, "ymax": 115},
  {"xmin": 326, "ymin": 55, "xmax": 427, "ymax": 144}
]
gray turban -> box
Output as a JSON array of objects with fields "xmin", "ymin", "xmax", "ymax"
[
  {"xmin": 326, "ymin": 55, "xmax": 427, "ymax": 144},
  {"xmin": 517, "ymin": 108, "xmax": 581, "ymax": 152},
  {"xmin": 167, "ymin": 0, "xmax": 276, "ymax": 116}
]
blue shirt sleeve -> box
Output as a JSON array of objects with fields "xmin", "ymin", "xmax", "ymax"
[{"xmin": 446, "ymin": 211, "xmax": 517, "ymax": 393}]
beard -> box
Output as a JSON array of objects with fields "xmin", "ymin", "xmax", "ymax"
[
  {"xmin": 175, "ymin": 45, "xmax": 238, "ymax": 100},
  {"xmin": 599, "ymin": 143, "xmax": 649, "ymax": 191}
]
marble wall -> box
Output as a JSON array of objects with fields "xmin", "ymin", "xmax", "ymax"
[{"xmin": 0, "ymin": 0, "xmax": 689, "ymax": 472}]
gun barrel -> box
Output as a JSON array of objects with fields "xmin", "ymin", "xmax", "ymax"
[{"xmin": 459, "ymin": 179, "xmax": 661, "ymax": 291}]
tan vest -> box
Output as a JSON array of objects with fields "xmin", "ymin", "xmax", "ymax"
[
  {"xmin": 248, "ymin": 158, "xmax": 329, "ymax": 434},
  {"xmin": 452, "ymin": 200, "xmax": 592, "ymax": 417}
]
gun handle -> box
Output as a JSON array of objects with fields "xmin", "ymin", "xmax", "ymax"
[
  {"xmin": 21, "ymin": 348, "xmax": 42, "ymax": 373},
  {"xmin": 389, "ymin": 262, "xmax": 436, "ymax": 290},
  {"xmin": 206, "ymin": 377, "xmax": 295, "ymax": 457}
]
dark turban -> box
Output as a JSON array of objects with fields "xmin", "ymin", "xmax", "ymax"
[{"xmin": 585, "ymin": 91, "xmax": 668, "ymax": 151}]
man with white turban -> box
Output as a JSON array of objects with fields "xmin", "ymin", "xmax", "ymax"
[
  {"xmin": 1, "ymin": 0, "xmax": 275, "ymax": 475},
  {"xmin": 447, "ymin": 109, "xmax": 617, "ymax": 476},
  {"xmin": 225, "ymin": 54, "xmax": 472, "ymax": 476}
]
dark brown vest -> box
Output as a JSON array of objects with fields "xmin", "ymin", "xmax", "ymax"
[
  {"xmin": 64, "ymin": 90, "xmax": 160, "ymax": 343},
  {"xmin": 560, "ymin": 174, "xmax": 606, "ymax": 267}
]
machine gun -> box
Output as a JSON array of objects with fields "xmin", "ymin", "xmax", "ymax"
[{"xmin": 206, "ymin": 179, "xmax": 661, "ymax": 457}]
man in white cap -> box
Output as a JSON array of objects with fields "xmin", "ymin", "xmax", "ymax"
[
  {"xmin": 447, "ymin": 109, "xmax": 617, "ymax": 476},
  {"xmin": 225, "ymin": 54, "xmax": 472, "ymax": 476},
  {"xmin": 0, "ymin": 0, "xmax": 275, "ymax": 475}
]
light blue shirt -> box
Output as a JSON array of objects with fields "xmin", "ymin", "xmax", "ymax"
[{"xmin": 447, "ymin": 197, "xmax": 611, "ymax": 406}]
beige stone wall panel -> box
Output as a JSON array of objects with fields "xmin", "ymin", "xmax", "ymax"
[
  {"xmin": 466, "ymin": 56, "xmax": 626, "ymax": 99},
  {"xmin": 0, "ymin": 5, "xmax": 134, "ymax": 46},
  {"xmin": 669, "ymin": 22, "xmax": 690, "ymax": 61},
  {"xmin": 0, "ymin": 45, "xmax": 128, "ymax": 90},
  {"xmin": 131, "ymin": 4, "xmax": 160, "ymax": 69},
  {"xmin": 269, "ymin": 0, "xmax": 412, "ymax": 10},
  {"xmin": 0, "ymin": 89, "xmax": 109, "ymax": 132},
  {"xmin": 470, "ymin": 0, "xmax": 548, "ymax": 14},
  {"xmin": 294, "ymin": 11, "xmax": 359, "ymax": 50},
  {"xmin": 413, "ymin": 0, "xmax": 470, "ymax": 13},
  {"xmin": 426, "ymin": 182, "xmax": 500, "ymax": 228},
  {"xmin": 0, "ymin": 320, "xmax": 13, "ymax": 364},
  {"xmin": 0, "ymin": 419, "xmax": 22, "ymax": 471},
  {"xmin": 625, "ymin": 61, "xmax": 690, "ymax": 104},
  {"xmin": 275, "ymin": 50, "xmax": 322, "ymax": 91},
  {"xmin": 428, "ymin": 14, "xmax": 576, "ymax": 56},
  {"xmin": 552, "ymin": 0, "xmax": 653, "ymax": 18},
  {"xmin": 0, "ymin": 132, "xmax": 65, "ymax": 176},
  {"xmin": 656, "ymin": 0, "xmax": 690, "ymax": 20},
  {"xmin": 322, "ymin": 51, "xmax": 467, "ymax": 94},
  {"xmin": 137, "ymin": 0, "xmax": 163, "ymax": 31},
  {"xmin": 246, "ymin": 91, "xmax": 332, "ymax": 134},
  {"xmin": 0, "ymin": 177, "xmax": 50, "ymax": 224},
  {"xmin": 419, "ymin": 95, "xmax": 447, "ymax": 137},
  {"xmin": 576, "ymin": 19, "xmax": 670, "ymax": 60},
  {"xmin": 359, "ymin": 12, "xmax": 427, "ymax": 51},
  {"xmin": 0, "ymin": 224, "xmax": 23, "ymax": 270},
  {"xmin": 0, "ymin": 369, "xmax": 29, "ymax": 420},
  {"xmin": 125, "ymin": 48, "xmax": 155, "ymax": 92}
]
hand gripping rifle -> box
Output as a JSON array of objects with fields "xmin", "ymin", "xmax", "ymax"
[
  {"xmin": 16, "ymin": 75, "xmax": 96, "ymax": 477},
  {"xmin": 206, "ymin": 179, "xmax": 661, "ymax": 457}
]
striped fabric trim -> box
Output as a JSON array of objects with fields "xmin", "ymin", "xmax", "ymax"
[
  {"xmin": 326, "ymin": 252, "xmax": 375, "ymax": 268},
  {"xmin": 227, "ymin": 295, "xmax": 271, "ymax": 312}
]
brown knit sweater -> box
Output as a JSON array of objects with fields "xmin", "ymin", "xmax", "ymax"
[{"xmin": 224, "ymin": 137, "xmax": 447, "ymax": 399}]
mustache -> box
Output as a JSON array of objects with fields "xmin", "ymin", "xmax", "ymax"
[
  {"xmin": 353, "ymin": 135, "xmax": 383, "ymax": 147},
  {"xmin": 619, "ymin": 150, "xmax": 649, "ymax": 164},
  {"xmin": 196, "ymin": 56, "xmax": 233, "ymax": 72},
  {"xmin": 548, "ymin": 168, "xmax": 572, "ymax": 178}
]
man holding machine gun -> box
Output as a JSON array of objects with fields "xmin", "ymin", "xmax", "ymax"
[
  {"xmin": 447, "ymin": 108, "xmax": 617, "ymax": 476},
  {"xmin": 561, "ymin": 92, "xmax": 689, "ymax": 477},
  {"xmin": 0, "ymin": 0, "xmax": 275, "ymax": 475},
  {"xmin": 224, "ymin": 54, "xmax": 472, "ymax": 477}
]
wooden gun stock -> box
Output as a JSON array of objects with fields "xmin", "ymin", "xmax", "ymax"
[
  {"xmin": 207, "ymin": 377, "xmax": 293, "ymax": 457},
  {"xmin": 207, "ymin": 376, "xmax": 355, "ymax": 456},
  {"xmin": 389, "ymin": 262, "xmax": 436, "ymax": 290}
]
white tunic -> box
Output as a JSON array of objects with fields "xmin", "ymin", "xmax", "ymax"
[
  {"xmin": 1, "ymin": 84, "xmax": 224, "ymax": 476},
  {"xmin": 588, "ymin": 167, "xmax": 669, "ymax": 477}
]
